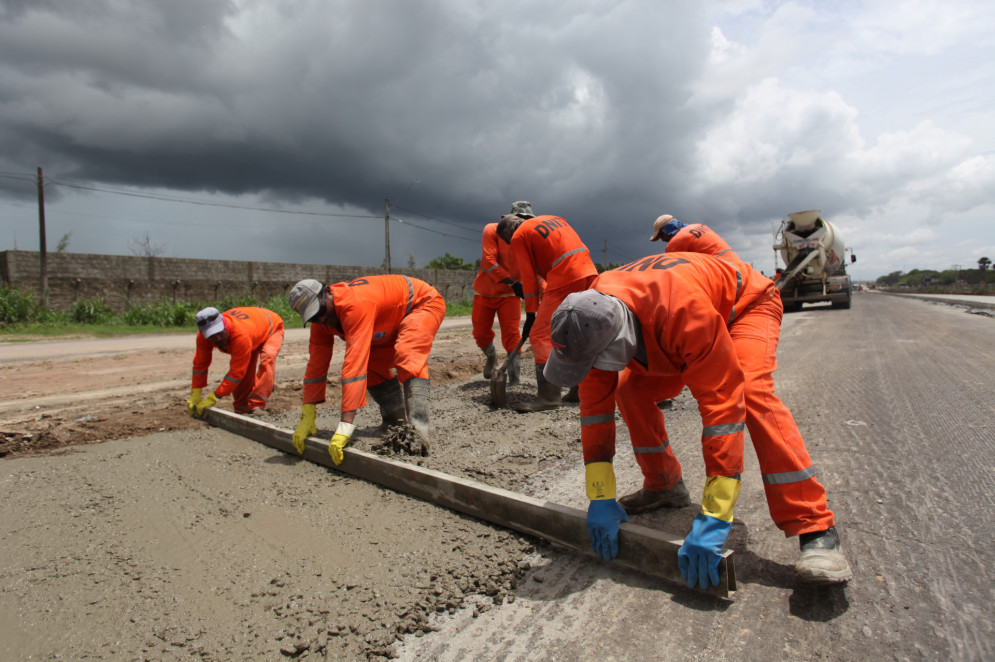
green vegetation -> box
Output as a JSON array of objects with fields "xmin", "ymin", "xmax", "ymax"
[
  {"xmin": 424, "ymin": 253, "xmax": 478, "ymax": 271},
  {"xmin": 1, "ymin": 286, "xmax": 473, "ymax": 338},
  {"xmin": 875, "ymin": 265, "xmax": 994, "ymax": 293}
]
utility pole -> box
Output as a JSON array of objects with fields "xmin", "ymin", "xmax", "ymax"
[
  {"xmin": 603, "ymin": 239, "xmax": 607, "ymax": 269},
  {"xmin": 384, "ymin": 198, "xmax": 391, "ymax": 274},
  {"xmin": 37, "ymin": 166, "xmax": 48, "ymax": 306}
]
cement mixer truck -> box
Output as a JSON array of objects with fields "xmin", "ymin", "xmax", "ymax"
[{"xmin": 773, "ymin": 210, "xmax": 855, "ymax": 311}]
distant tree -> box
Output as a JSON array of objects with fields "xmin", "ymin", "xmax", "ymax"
[
  {"xmin": 56, "ymin": 231, "xmax": 72, "ymax": 252},
  {"xmin": 424, "ymin": 252, "xmax": 474, "ymax": 270},
  {"xmin": 128, "ymin": 231, "xmax": 166, "ymax": 257},
  {"xmin": 979, "ymin": 257, "xmax": 991, "ymax": 271},
  {"xmin": 408, "ymin": 251, "xmax": 417, "ymax": 269},
  {"xmin": 595, "ymin": 262, "xmax": 622, "ymax": 273}
]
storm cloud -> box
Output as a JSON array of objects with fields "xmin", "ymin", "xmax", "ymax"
[{"xmin": 2, "ymin": 0, "xmax": 993, "ymax": 279}]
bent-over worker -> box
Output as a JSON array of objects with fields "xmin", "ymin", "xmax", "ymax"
[
  {"xmin": 187, "ymin": 306, "xmax": 285, "ymax": 417},
  {"xmin": 287, "ymin": 275, "xmax": 445, "ymax": 464},
  {"xmin": 650, "ymin": 214, "xmax": 743, "ymax": 264},
  {"xmin": 496, "ymin": 202, "xmax": 598, "ymax": 410},
  {"xmin": 544, "ymin": 252, "xmax": 852, "ymax": 589},
  {"xmin": 472, "ymin": 214, "xmax": 524, "ymax": 385}
]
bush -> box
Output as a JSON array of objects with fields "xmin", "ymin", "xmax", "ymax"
[
  {"xmin": 122, "ymin": 300, "xmax": 192, "ymax": 327},
  {"xmin": 71, "ymin": 297, "xmax": 114, "ymax": 324},
  {"xmin": 0, "ymin": 286, "xmax": 39, "ymax": 325}
]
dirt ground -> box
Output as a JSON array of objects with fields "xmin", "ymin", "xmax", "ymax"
[
  {"xmin": 5, "ymin": 296, "xmax": 994, "ymax": 661},
  {"xmin": 0, "ymin": 322, "xmax": 608, "ymax": 660}
]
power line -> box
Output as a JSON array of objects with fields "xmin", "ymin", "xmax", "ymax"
[{"xmin": 47, "ymin": 178, "xmax": 381, "ymax": 220}]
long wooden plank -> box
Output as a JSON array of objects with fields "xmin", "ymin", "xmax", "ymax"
[{"xmin": 204, "ymin": 408, "xmax": 736, "ymax": 598}]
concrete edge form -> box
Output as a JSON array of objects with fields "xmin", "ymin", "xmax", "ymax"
[{"xmin": 204, "ymin": 408, "xmax": 736, "ymax": 599}]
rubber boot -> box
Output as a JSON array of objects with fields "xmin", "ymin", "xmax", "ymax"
[
  {"xmin": 507, "ymin": 351, "xmax": 522, "ymax": 387},
  {"xmin": 482, "ymin": 343, "xmax": 497, "ymax": 379},
  {"xmin": 528, "ymin": 364, "xmax": 563, "ymax": 411},
  {"xmin": 367, "ymin": 377, "xmax": 407, "ymax": 430},
  {"xmin": 403, "ymin": 377, "xmax": 431, "ymax": 456},
  {"xmin": 562, "ymin": 384, "xmax": 580, "ymax": 403},
  {"xmin": 794, "ymin": 526, "xmax": 853, "ymax": 585}
]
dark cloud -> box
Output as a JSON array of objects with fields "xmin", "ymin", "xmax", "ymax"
[{"xmin": 1, "ymin": 1, "xmax": 992, "ymax": 277}]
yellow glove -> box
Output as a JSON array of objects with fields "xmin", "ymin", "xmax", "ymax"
[
  {"xmin": 329, "ymin": 422, "xmax": 356, "ymax": 466},
  {"xmin": 292, "ymin": 404, "xmax": 317, "ymax": 455},
  {"xmin": 195, "ymin": 391, "xmax": 218, "ymax": 416},
  {"xmin": 186, "ymin": 388, "xmax": 202, "ymax": 417}
]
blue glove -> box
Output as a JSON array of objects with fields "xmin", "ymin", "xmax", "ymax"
[
  {"xmin": 678, "ymin": 512, "xmax": 731, "ymax": 589},
  {"xmin": 586, "ymin": 498, "xmax": 630, "ymax": 562}
]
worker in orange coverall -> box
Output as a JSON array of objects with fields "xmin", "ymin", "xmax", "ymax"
[
  {"xmin": 543, "ymin": 252, "xmax": 852, "ymax": 589},
  {"xmin": 187, "ymin": 306, "xmax": 285, "ymax": 417},
  {"xmin": 472, "ymin": 215, "xmax": 525, "ymax": 385},
  {"xmin": 650, "ymin": 214, "xmax": 744, "ymax": 264},
  {"xmin": 286, "ymin": 275, "xmax": 445, "ymax": 464},
  {"xmin": 496, "ymin": 202, "xmax": 598, "ymax": 410}
]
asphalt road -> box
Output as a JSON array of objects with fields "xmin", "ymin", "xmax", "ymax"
[{"xmin": 395, "ymin": 292, "xmax": 995, "ymax": 661}]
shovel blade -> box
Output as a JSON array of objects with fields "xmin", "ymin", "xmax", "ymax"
[{"xmin": 490, "ymin": 370, "xmax": 508, "ymax": 407}]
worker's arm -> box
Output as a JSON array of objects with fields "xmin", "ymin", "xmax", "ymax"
[
  {"xmin": 212, "ymin": 334, "xmax": 252, "ymax": 399},
  {"xmin": 302, "ymin": 324, "xmax": 336, "ymax": 405},
  {"xmin": 667, "ymin": 300, "xmax": 746, "ymax": 589},
  {"xmin": 292, "ymin": 325, "xmax": 337, "ymax": 455},
  {"xmin": 188, "ymin": 336, "xmax": 214, "ymax": 415},
  {"xmin": 511, "ymin": 233, "xmax": 541, "ymax": 314},
  {"xmin": 579, "ymin": 369, "xmax": 629, "ymax": 561}
]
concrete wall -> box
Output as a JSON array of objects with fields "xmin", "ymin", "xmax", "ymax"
[{"xmin": 0, "ymin": 251, "xmax": 476, "ymax": 311}]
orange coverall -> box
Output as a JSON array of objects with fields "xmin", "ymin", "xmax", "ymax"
[
  {"xmin": 471, "ymin": 222, "xmax": 522, "ymax": 355},
  {"xmin": 302, "ymin": 275, "xmax": 445, "ymax": 413},
  {"xmin": 191, "ymin": 307, "xmax": 285, "ymax": 414},
  {"xmin": 665, "ymin": 223, "xmax": 743, "ymax": 264},
  {"xmin": 579, "ymin": 252, "xmax": 835, "ymax": 536},
  {"xmin": 510, "ymin": 215, "xmax": 598, "ymax": 364}
]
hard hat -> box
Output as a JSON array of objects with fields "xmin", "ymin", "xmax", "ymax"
[{"xmin": 650, "ymin": 214, "xmax": 684, "ymax": 241}]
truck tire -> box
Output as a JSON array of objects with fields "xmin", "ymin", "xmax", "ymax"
[{"xmin": 831, "ymin": 297, "xmax": 851, "ymax": 309}]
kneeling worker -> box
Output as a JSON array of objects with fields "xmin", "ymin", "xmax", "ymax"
[
  {"xmin": 187, "ymin": 306, "xmax": 285, "ymax": 416},
  {"xmin": 287, "ymin": 275, "xmax": 446, "ymax": 464},
  {"xmin": 544, "ymin": 252, "xmax": 852, "ymax": 589}
]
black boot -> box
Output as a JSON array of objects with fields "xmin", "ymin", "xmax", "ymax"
[
  {"xmin": 795, "ymin": 526, "xmax": 853, "ymax": 584},
  {"xmin": 403, "ymin": 377, "xmax": 431, "ymax": 456},
  {"xmin": 481, "ymin": 343, "xmax": 497, "ymax": 379},
  {"xmin": 528, "ymin": 364, "xmax": 563, "ymax": 411},
  {"xmin": 367, "ymin": 377, "xmax": 407, "ymax": 430}
]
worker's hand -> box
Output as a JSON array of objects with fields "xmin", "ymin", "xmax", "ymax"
[
  {"xmin": 521, "ymin": 312, "xmax": 536, "ymax": 340},
  {"xmin": 511, "ymin": 282, "xmax": 524, "ymax": 298},
  {"xmin": 677, "ymin": 513, "xmax": 731, "ymax": 590},
  {"xmin": 195, "ymin": 391, "xmax": 218, "ymax": 416},
  {"xmin": 586, "ymin": 498, "xmax": 629, "ymax": 562},
  {"xmin": 186, "ymin": 388, "xmax": 203, "ymax": 417},
  {"xmin": 292, "ymin": 404, "xmax": 317, "ymax": 455},
  {"xmin": 678, "ymin": 474, "xmax": 740, "ymax": 589},
  {"xmin": 328, "ymin": 422, "xmax": 356, "ymax": 466}
]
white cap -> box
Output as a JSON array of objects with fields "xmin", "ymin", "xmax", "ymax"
[{"xmin": 195, "ymin": 307, "xmax": 224, "ymax": 338}]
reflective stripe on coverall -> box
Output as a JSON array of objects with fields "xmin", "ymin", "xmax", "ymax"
[
  {"xmin": 302, "ymin": 275, "xmax": 445, "ymax": 413},
  {"xmin": 471, "ymin": 222, "xmax": 522, "ymax": 354},
  {"xmin": 192, "ymin": 307, "xmax": 285, "ymax": 413},
  {"xmin": 579, "ymin": 252, "xmax": 835, "ymax": 537},
  {"xmin": 509, "ymin": 215, "xmax": 598, "ymax": 363}
]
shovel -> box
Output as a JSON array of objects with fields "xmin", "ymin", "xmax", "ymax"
[{"xmin": 490, "ymin": 337, "xmax": 528, "ymax": 407}]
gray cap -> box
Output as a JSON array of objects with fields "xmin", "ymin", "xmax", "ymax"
[
  {"xmin": 510, "ymin": 201, "xmax": 534, "ymax": 218},
  {"xmin": 195, "ymin": 307, "xmax": 225, "ymax": 338},
  {"xmin": 544, "ymin": 291, "xmax": 622, "ymax": 387},
  {"xmin": 288, "ymin": 279, "xmax": 324, "ymax": 326}
]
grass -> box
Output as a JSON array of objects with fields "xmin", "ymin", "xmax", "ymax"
[{"xmin": 0, "ymin": 286, "xmax": 475, "ymax": 340}]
